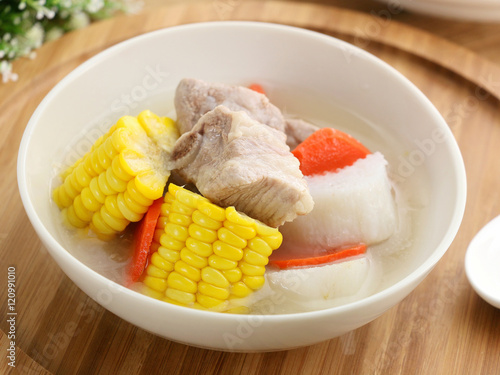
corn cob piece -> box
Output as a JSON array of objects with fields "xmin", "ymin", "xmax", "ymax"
[
  {"xmin": 140, "ymin": 184, "xmax": 283, "ymax": 313},
  {"xmin": 52, "ymin": 110, "xmax": 179, "ymax": 239}
]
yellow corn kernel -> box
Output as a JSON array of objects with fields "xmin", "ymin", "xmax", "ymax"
[
  {"xmin": 139, "ymin": 184, "xmax": 283, "ymax": 313},
  {"xmin": 65, "ymin": 206, "xmax": 87, "ymax": 228},
  {"xmin": 168, "ymin": 272, "xmax": 197, "ymax": 294},
  {"xmin": 105, "ymin": 166, "xmax": 127, "ymax": 193},
  {"xmin": 159, "ymin": 233, "xmax": 184, "ymax": 252},
  {"xmin": 201, "ymin": 267, "xmax": 230, "ymax": 288},
  {"xmin": 135, "ymin": 170, "xmax": 168, "ymax": 200},
  {"xmin": 79, "ymin": 187, "xmax": 96, "ymax": 212},
  {"xmin": 243, "ymin": 249, "xmax": 269, "ymax": 266},
  {"xmin": 170, "ymin": 200, "xmax": 195, "ymax": 216},
  {"xmin": 104, "ymin": 195, "xmax": 123, "ymax": 219},
  {"xmin": 153, "ymin": 229, "xmax": 164, "ymax": 244},
  {"xmin": 164, "ymin": 191, "xmax": 175, "ymax": 204},
  {"xmin": 198, "ymin": 201, "xmax": 225, "ymax": 222},
  {"xmin": 218, "ymin": 227, "xmax": 247, "ymax": 249},
  {"xmin": 126, "ymin": 179, "xmax": 153, "ymax": 207},
  {"xmin": 213, "ymin": 240, "xmax": 243, "ymax": 261},
  {"xmin": 68, "ymin": 173, "xmax": 82, "ymax": 194},
  {"xmin": 260, "ymin": 233, "xmax": 283, "ymax": 250},
  {"xmin": 181, "ymin": 247, "xmax": 208, "ymax": 269},
  {"xmin": 165, "ymin": 288, "xmax": 196, "ymax": 305},
  {"xmin": 225, "ymin": 206, "xmax": 253, "ymax": 226},
  {"xmin": 146, "ymin": 264, "xmax": 169, "ymax": 279},
  {"xmin": 99, "ymin": 206, "xmax": 129, "ymax": 232},
  {"xmin": 223, "ymin": 221, "xmax": 256, "ymax": 240},
  {"xmin": 167, "ymin": 183, "xmax": 181, "ymax": 195},
  {"xmin": 189, "ymin": 223, "xmax": 217, "ymax": 243},
  {"xmin": 247, "ymin": 237, "xmax": 273, "ymax": 257},
  {"xmin": 52, "ymin": 111, "xmax": 178, "ymax": 238},
  {"xmin": 97, "ymin": 145, "xmax": 112, "ymax": 171},
  {"xmin": 231, "ymin": 281, "xmax": 253, "ymax": 298},
  {"xmin": 186, "ymin": 237, "xmax": 213, "ymax": 257},
  {"xmin": 74, "ymin": 163, "xmax": 92, "ymax": 189},
  {"xmin": 138, "ymin": 110, "xmax": 180, "ymax": 149},
  {"xmin": 116, "ymin": 192, "xmax": 145, "ymax": 222},
  {"xmin": 82, "ymin": 155, "xmax": 96, "ymax": 178},
  {"xmin": 197, "ymin": 294, "xmax": 229, "ymax": 310},
  {"xmin": 242, "ymin": 275, "xmax": 265, "ymax": 290},
  {"xmin": 158, "ymin": 246, "xmax": 181, "ymax": 264},
  {"xmin": 223, "ymin": 268, "xmax": 242, "ymax": 283},
  {"xmin": 174, "ymin": 260, "xmax": 201, "ymax": 282},
  {"xmin": 176, "ymin": 188, "xmax": 207, "ymax": 209},
  {"xmin": 63, "ymin": 177, "xmax": 79, "ymax": 201},
  {"xmin": 73, "ymin": 195, "xmax": 93, "ymax": 222},
  {"xmin": 143, "ymin": 275, "xmax": 168, "ymax": 293},
  {"xmin": 52, "ymin": 186, "xmax": 71, "ymax": 208},
  {"xmin": 156, "ymin": 216, "xmax": 169, "ymax": 230},
  {"xmin": 169, "ymin": 212, "xmax": 192, "ymax": 227},
  {"xmin": 111, "ymin": 155, "xmax": 132, "ymax": 182},
  {"xmin": 91, "ymin": 211, "xmax": 115, "ymax": 235},
  {"xmin": 192, "ymin": 210, "xmax": 222, "ymax": 231},
  {"xmin": 239, "ymin": 261, "xmax": 266, "ymax": 276},
  {"xmin": 198, "ymin": 281, "xmax": 230, "ymax": 300},
  {"xmin": 209, "ymin": 254, "xmax": 238, "ymax": 270},
  {"xmin": 151, "ymin": 251, "xmax": 174, "ymax": 272},
  {"xmin": 90, "ymin": 148, "xmax": 105, "ymax": 175},
  {"xmin": 165, "ymin": 223, "xmax": 189, "ymax": 242}
]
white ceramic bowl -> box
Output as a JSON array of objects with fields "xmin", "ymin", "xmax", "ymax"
[{"xmin": 17, "ymin": 22, "xmax": 466, "ymax": 351}]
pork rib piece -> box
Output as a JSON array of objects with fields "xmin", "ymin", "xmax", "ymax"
[
  {"xmin": 174, "ymin": 78, "xmax": 285, "ymax": 134},
  {"xmin": 171, "ymin": 105, "xmax": 314, "ymax": 227},
  {"xmin": 284, "ymin": 118, "xmax": 319, "ymax": 150}
]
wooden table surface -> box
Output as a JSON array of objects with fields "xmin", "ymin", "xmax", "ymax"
[{"xmin": 2, "ymin": 1, "xmax": 500, "ymax": 374}]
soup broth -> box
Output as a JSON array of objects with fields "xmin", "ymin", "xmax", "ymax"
[{"xmin": 51, "ymin": 88, "xmax": 429, "ymax": 314}]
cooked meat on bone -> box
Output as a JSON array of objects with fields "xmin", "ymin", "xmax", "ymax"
[
  {"xmin": 284, "ymin": 118, "xmax": 319, "ymax": 150},
  {"xmin": 171, "ymin": 105, "xmax": 314, "ymax": 227},
  {"xmin": 174, "ymin": 78, "xmax": 285, "ymax": 134}
]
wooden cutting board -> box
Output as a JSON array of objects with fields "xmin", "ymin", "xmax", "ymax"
[{"xmin": 2, "ymin": 1, "xmax": 500, "ymax": 374}]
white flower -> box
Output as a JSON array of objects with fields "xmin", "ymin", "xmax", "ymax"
[
  {"xmin": 86, "ymin": 0, "xmax": 105, "ymax": 13},
  {"xmin": 1, "ymin": 0, "xmax": 145, "ymax": 84},
  {"xmin": 26, "ymin": 23, "xmax": 45, "ymax": 49},
  {"xmin": 0, "ymin": 61, "xmax": 17, "ymax": 83},
  {"xmin": 67, "ymin": 12, "xmax": 90, "ymax": 30},
  {"xmin": 45, "ymin": 27, "xmax": 64, "ymax": 42},
  {"xmin": 46, "ymin": 9, "xmax": 56, "ymax": 19}
]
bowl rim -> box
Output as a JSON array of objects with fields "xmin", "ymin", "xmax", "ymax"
[
  {"xmin": 17, "ymin": 20, "xmax": 467, "ymax": 322},
  {"xmin": 465, "ymin": 215, "xmax": 500, "ymax": 309}
]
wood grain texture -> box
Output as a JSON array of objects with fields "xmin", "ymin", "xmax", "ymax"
[{"xmin": 2, "ymin": 1, "xmax": 500, "ymax": 374}]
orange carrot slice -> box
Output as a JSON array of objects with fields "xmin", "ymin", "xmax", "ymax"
[
  {"xmin": 248, "ymin": 83, "xmax": 266, "ymax": 95},
  {"xmin": 292, "ymin": 127, "xmax": 371, "ymax": 176},
  {"xmin": 269, "ymin": 244, "xmax": 367, "ymax": 270},
  {"xmin": 126, "ymin": 198, "xmax": 163, "ymax": 286}
]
